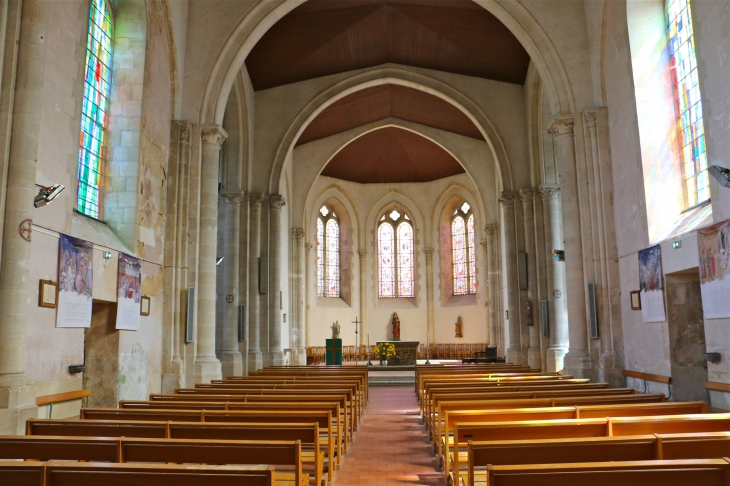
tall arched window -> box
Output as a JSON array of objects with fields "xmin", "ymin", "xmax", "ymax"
[
  {"xmin": 78, "ymin": 0, "xmax": 114, "ymax": 219},
  {"xmin": 452, "ymin": 202, "xmax": 476, "ymax": 295},
  {"xmin": 378, "ymin": 210, "xmax": 414, "ymax": 298},
  {"xmin": 667, "ymin": 0, "xmax": 709, "ymax": 207},
  {"xmin": 317, "ymin": 205, "xmax": 340, "ymax": 297}
]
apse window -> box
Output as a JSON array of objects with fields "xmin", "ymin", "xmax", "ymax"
[
  {"xmin": 452, "ymin": 202, "xmax": 476, "ymax": 295},
  {"xmin": 78, "ymin": 0, "xmax": 113, "ymax": 219},
  {"xmin": 317, "ymin": 205, "xmax": 340, "ymax": 297},
  {"xmin": 667, "ymin": 0, "xmax": 709, "ymax": 208},
  {"xmin": 378, "ymin": 210, "xmax": 414, "ymax": 298}
]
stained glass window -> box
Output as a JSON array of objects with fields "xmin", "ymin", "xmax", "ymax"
[
  {"xmin": 378, "ymin": 210, "xmax": 414, "ymax": 298},
  {"xmin": 317, "ymin": 205, "xmax": 340, "ymax": 297},
  {"xmin": 78, "ymin": 0, "xmax": 113, "ymax": 219},
  {"xmin": 452, "ymin": 202, "xmax": 476, "ymax": 295},
  {"xmin": 667, "ymin": 0, "xmax": 709, "ymax": 207}
]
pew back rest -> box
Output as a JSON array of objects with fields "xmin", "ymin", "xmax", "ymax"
[
  {"xmin": 576, "ymin": 401, "xmax": 706, "ymax": 418},
  {"xmin": 659, "ymin": 432, "xmax": 730, "ymax": 460},
  {"xmin": 447, "ymin": 407, "xmax": 577, "ymax": 429},
  {"xmin": 27, "ymin": 418, "xmax": 167, "ymax": 438},
  {"xmin": 456, "ymin": 418, "xmax": 609, "ymax": 443},
  {"xmin": 610, "ymin": 414, "xmax": 730, "ymax": 436}
]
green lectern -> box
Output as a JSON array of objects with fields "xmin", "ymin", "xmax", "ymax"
[{"xmin": 326, "ymin": 339, "xmax": 342, "ymax": 366}]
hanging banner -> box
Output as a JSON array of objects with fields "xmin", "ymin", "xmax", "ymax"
[
  {"xmin": 116, "ymin": 252, "xmax": 142, "ymax": 331},
  {"xmin": 638, "ymin": 244, "xmax": 666, "ymax": 322},
  {"xmin": 698, "ymin": 219, "xmax": 730, "ymax": 319},
  {"xmin": 56, "ymin": 234, "xmax": 93, "ymax": 328}
]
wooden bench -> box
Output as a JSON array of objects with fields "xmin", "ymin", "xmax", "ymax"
[
  {"xmin": 204, "ymin": 378, "xmax": 366, "ymax": 408},
  {"xmin": 35, "ymin": 389, "xmax": 91, "ymax": 418},
  {"xmin": 465, "ymin": 431, "xmax": 730, "ymax": 486},
  {"xmin": 26, "ymin": 419, "xmax": 327, "ymax": 485},
  {"xmin": 0, "ymin": 436, "xmax": 307, "ymax": 486},
  {"xmin": 0, "ymin": 460, "xmax": 276, "ymax": 486},
  {"xmin": 485, "ymin": 459, "xmax": 730, "ymax": 486},
  {"xmin": 623, "ymin": 369, "xmax": 672, "ymax": 398}
]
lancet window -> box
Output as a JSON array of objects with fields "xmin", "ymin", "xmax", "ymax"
[
  {"xmin": 378, "ymin": 210, "xmax": 414, "ymax": 298},
  {"xmin": 452, "ymin": 202, "xmax": 476, "ymax": 295},
  {"xmin": 317, "ymin": 205, "xmax": 340, "ymax": 297}
]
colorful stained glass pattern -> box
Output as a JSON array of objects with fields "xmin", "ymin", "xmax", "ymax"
[
  {"xmin": 316, "ymin": 218, "xmax": 325, "ymax": 296},
  {"xmin": 397, "ymin": 222, "xmax": 415, "ymax": 297},
  {"xmin": 378, "ymin": 223, "xmax": 395, "ymax": 297},
  {"xmin": 325, "ymin": 219, "xmax": 340, "ymax": 296},
  {"xmin": 78, "ymin": 0, "xmax": 113, "ymax": 219},
  {"xmin": 452, "ymin": 216, "xmax": 468, "ymax": 294},
  {"xmin": 468, "ymin": 214, "xmax": 476, "ymax": 293},
  {"xmin": 667, "ymin": 0, "xmax": 709, "ymax": 207}
]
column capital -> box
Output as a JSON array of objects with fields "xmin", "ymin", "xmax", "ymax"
[
  {"xmin": 176, "ymin": 120, "xmax": 192, "ymax": 144},
  {"xmin": 518, "ymin": 188, "xmax": 534, "ymax": 204},
  {"xmin": 268, "ymin": 194, "xmax": 286, "ymax": 210},
  {"xmin": 548, "ymin": 116, "xmax": 575, "ymax": 138},
  {"xmin": 583, "ymin": 109, "xmax": 598, "ymax": 129},
  {"xmin": 537, "ymin": 185, "xmax": 561, "ymax": 200},
  {"xmin": 248, "ymin": 192, "xmax": 265, "ymax": 208},
  {"xmin": 358, "ymin": 249, "xmax": 367, "ymax": 258},
  {"xmin": 292, "ymin": 228, "xmax": 305, "ymax": 240},
  {"xmin": 201, "ymin": 124, "xmax": 228, "ymax": 147},
  {"xmin": 498, "ymin": 191, "xmax": 517, "ymax": 206},
  {"xmin": 480, "ymin": 240, "xmax": 488, "ymax": 249},
  {"xmin": 220, "ymin": 189, "xmax": 245, "ymax": 205},
  {"xmin": 305, "ymin": 242, "xmax": 313, "ymax": 252},
  {"xmin": 484, "ymin": 223, "xmax": 498, "ymax": 236},
  {"xmin": 424, "ymin": 248, "xmax": 434, "ymax": 257}
]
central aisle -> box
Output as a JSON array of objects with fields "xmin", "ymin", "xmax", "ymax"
[{"xmin": 333, "ymin": 386, "xmax": 446, "ymax": 485}]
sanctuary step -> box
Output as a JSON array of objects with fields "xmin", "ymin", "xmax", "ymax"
[{"xmin": 369, "ymin": 371, "xmax": 415, "ymax": 387}]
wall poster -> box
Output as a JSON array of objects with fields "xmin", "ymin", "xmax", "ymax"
[
  {"xmin": 698, "ymin": 219, "xmax": 730, "ymax": 319},
  {"xmin": 116, "ymin": 252, "xmax": 142, "ymax": 330},
  {"xmin": 56, "ymin": 234, "xmax": 93, "ymax": 328},
  {"xmin": 638, "ymin": 244, "xmax": 666, "ymax": 323}
]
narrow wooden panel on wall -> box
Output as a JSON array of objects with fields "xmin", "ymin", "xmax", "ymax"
[
  {"xmin": 588, "ymin": 283, "xmax": 599, "ymax": 339},
  {"xmin": 186, "ymin": 287, "xmax": 195, "ymax": 343},
  {"xmin": 541, "ymin": 299, "xmax": 549, "ymax": 337},
  {"xmin": 238, "ymin": 304, "xmax": 246, "ymax": 342}
]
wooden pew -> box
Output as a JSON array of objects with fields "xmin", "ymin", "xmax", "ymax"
[
  {"xmin": 465, "ymin": 431, "xmax": 730, "ymax": 486},
  {"xmin": 486, "ymin": 459, "xmax": 730, "ymax": 486},
  {"xmin": 0, "ymin": 436, "xmax": 307, "ymax": 486},
  {"xmin": 27, "ymin": 419, "xmax": 328, "ymax": 485},
  {"xmin": 0, "ymin": 460, "xmax": 277, "ymax": 486}
]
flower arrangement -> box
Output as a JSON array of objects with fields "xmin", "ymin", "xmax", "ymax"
[{"xmin": 376, "ymin": 342, "xmax": 396, "ymax": 360}]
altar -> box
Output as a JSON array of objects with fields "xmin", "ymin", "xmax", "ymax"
[{"xmin": 376, "ymin": 340, "xmax": 419, "ymax": 365}]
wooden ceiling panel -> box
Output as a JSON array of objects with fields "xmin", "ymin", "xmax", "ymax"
[
  {"xmin": 320, "ymin": 127, "xmax": 465, "ymax": 183},
  {"xmin": 297, "ymin": 85, "xmax": 482, "ymax": 145},
  {"xmin": 246, "ymin": 0, "xmax": 531, "ymax": 91}
]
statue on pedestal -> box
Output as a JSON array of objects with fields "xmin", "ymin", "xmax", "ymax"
[
  {"xmin": 391, "ymin": 312, "xmax": 401, "ymax": 341},
  {"xmin": 332, "ymin": 321, "xmax": 340, "ymax": 339},
  {"xmin": 524, "ymin": 298, "xmax": 533, "ymax": 326},
  {"xmin": 455, "ymin": 316, "xmax": 463, "ymax": 337}
]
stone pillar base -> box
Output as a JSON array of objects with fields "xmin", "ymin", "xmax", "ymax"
[
  {"xmin": 0, "ymin": 384, "xmax": 37, "ymax": 435},
  {"xmin": 161, "ymin": 373, "xmax": 183, "ymax": 394},
  {"xmin": 527, "ymin": 347, "xmax": 542, "ymax": 371},
  {"xmin": 248, "ymin": 351, "xmax": 263, "ymax": 373},
  {"xmin": 193, "ymin": 359, "xmax": 222, "ymax": 384},
  {"xmin": 291, "ymin": 347, "xmax": 307, "ymax": 366},
  {"xmin": 505, "ymin": 348, "xmax": 522, "ymax": 365},
  {"xmin": 220, "ymin": 352, "xmax": 243, "ymax": 379},
  {"xmin": 546, "ymin": 347, "xmax": 567, "ymax": 373},
  {"xmin": 269, "ymin": 350, "xmax": 284, "ymax": 367},
  {"xmin": 564, "ymin": 353, "xmax": 597, "ymax": 380}
]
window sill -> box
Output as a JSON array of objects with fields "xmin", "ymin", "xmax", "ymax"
[
  {"xmin": 316, "ymin": 296, "xmax": 351, "ymax": 308},
  {"xmin": 444, "ymin": 293, "xmax": 477, "ymax": 307},
  {"xmin": 73, "ymin": 208, "xmax": 107, "ymax": 224},
  {"xmin": 377, "ymin": 297, "xmax": 416, "ymax": 309}
]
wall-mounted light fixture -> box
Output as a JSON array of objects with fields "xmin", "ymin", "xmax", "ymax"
[
  {"xmin": 34, "ymin": 184, "xmax": 65, "ymax": 208},
  {"xmin": 709, "ymin": 165, "xmax": 730, "ymax": 188},
  {"xmin": 216, "ymin": 256, "xmax": 224, "ymax": 266},
  {"xmin": 551, "ymin": 249, "xmax": 565, "ymax": 261},
  {"xmin": 103, "ymin": 251, "xmax": 112, "ymax": 259}
]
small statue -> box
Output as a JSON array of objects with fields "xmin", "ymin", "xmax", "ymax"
[
  {"xmin": 455, "ymin": 316, "xmax": 463, "ymax": 338},
  {"xmin": 392, "ymin": 312, "xmax": 401, "ymax": 341},
  {"xmin": 332, "ymin": 321, "xmax": 340, "ymax": 340},
  {"xmin": 524, "ymin": 298, "xmax": 533, "ymax": 326}
]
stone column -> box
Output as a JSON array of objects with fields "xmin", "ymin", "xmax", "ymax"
[
  {"xmin": 425, "ymin": 248, "xmax": 435, "ymax": 347},
  {"xmin": 484, "ymin": 224, "xmax": 499, "ymax": 348},
  {"xmin": 305, "ymin": 243, "xmax": 313, "ymax": 347},
  {"xmin": 194, "ymin": 125, "xmax": 227, "ymax": 383},
  {"xmin": 0, "ymin": 0, "xmax": 48, "ymax": 433},
  {"xmin": 219, "ymin": 190, "xmax": 244, "ymax": 377},
  {"xmin": 499, "ymin": 191, "xmax": 523, "ymax": 365},
  {"xmin": 548, "ymin": 117, "xmax": 591, "ymax": 372},
  {"xmin": 358, "ymin": 249, "xmax": 367, "ymax": 353},
  {"xmin": 538, "ymin": 185, "xmax": 569, "ymax": 372},
  {"xmin": 247, "ymin": 193, "xmax": 264, "ymax": 371},
  {"xmin": 519, "ymin": 189, "xmax": 541, "ymax": 370},
  {"xmin": 292, "ymin": 228, "xmax": 306, "ymax": 365},
  {"xmin": 268, "ymin": 195, "xmax": 286, "ymax": 366}
]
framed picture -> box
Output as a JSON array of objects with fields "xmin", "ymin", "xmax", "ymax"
[
  {"xmin": 39, "ymin": 280, "xmax": 59, "ymax": 308},
  {"xmin": 630, "ymin": 290, "xmax": 641, "ymax": 310},
  {"xmin": 140, "ymin": 295, "xmax": 151, "ymax": 316}
]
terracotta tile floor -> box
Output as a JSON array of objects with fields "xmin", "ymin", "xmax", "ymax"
[{"xmin": 333, "ymin": 386, "xmax": 446, "ymax": 486}]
